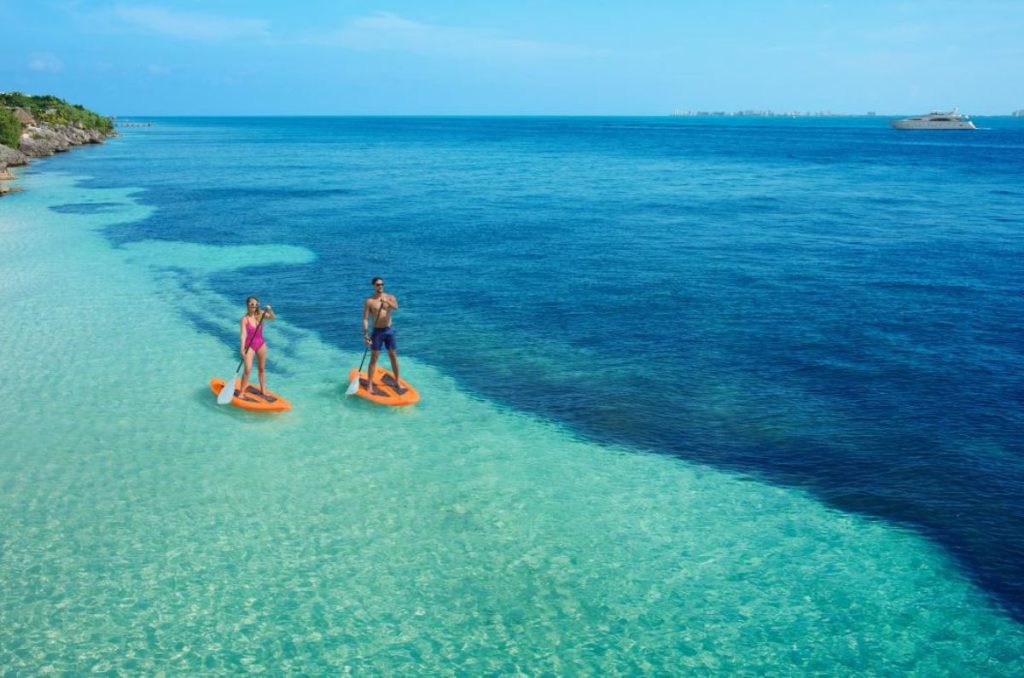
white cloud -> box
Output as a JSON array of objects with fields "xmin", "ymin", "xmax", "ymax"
[
  {"xmin": 318, "ymin": 12, "xmax": 606, "ymax": 60},
  {"xmin": 28, "ymin": 52, "xmax": 64, "ymax": 73},
  {"xmin": 114, "ymin": 4, "xmax": 269, "ymax": 41}
]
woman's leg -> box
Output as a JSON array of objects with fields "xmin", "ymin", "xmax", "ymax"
[
  {"xmin": 256, "ymin": 345, "xmax": 268, "ymax": 393},
  {"xmin": 239, "ymin": 349, "xmax": 255, "ymax": 397}
]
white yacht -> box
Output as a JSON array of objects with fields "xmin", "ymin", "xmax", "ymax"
[{"xmin": 890, "ymin": 109, "xmax": 976, "ymax": 130}]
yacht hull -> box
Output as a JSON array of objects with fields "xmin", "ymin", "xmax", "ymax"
[
  {"xmin": 891, "ymin": 119, "xmax": 976, "ymax": 130},
  {"xmin": 890, "ymin": 111, "xmax": 977, "ymax": 130}
]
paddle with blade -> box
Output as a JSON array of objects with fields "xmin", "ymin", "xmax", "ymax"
[
  {"xmin": 346, "ymin": 299, "xmax": 385, "ymax": 396},
  {"xmin": 217, "ymin": 309, "xmax": 267, "ymax": 405}
]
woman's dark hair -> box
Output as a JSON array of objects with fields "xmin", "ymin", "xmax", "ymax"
[{"xmin": 246, "ymin": 295, "xmax": 259, "ymax": 306}]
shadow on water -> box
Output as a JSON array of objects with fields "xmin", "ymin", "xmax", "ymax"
[{"xmin": 50, "ymin": 201, "xmax": 128, "ymax": 214}]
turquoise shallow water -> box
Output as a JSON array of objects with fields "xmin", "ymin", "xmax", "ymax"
[
  {"xmin": 2, "ymin": 167, "xmax": 1024, "ymax": 672},
  {"xmin": 79, "ymin": 116, "xmax": 1024, "ymax": 620}
]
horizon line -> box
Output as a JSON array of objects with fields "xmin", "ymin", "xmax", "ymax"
[{"xmin": 107, "ymin": 112, "xmax": 1022, "ymax": 118}]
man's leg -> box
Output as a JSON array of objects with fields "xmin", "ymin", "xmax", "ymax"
[
  {"xmin": 367, "ymin": 350, "xmax": 381, "ymax": 394},
  {"xmin": 386, "ymin": 349, "xmax": 407, "ymax": 394},
  {"xmin": 387, "ymin": 349, "xmax": 400, "ymax": 384}
]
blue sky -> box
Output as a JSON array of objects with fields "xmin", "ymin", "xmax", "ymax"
[{"xmin": 2, "ymin": 1, "xmax": 1022, "ymax": 115}]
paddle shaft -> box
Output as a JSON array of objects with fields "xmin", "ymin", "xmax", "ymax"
[{"xmin": 356, "ymin": 299, "xmax": 387, "ymax": 374}]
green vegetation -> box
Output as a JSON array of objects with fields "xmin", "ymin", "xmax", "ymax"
[
  {"xmin": 0, "ymin": 107, "xmax": 21, "ymax": 148},
  {"xmin": 0, "ymin": 92, "xmax": 113, "ymax": 137}
]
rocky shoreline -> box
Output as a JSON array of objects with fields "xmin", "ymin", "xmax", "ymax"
[{"xmin": 0, "ymin": 107, "xmax": 116, "ymax": 196}]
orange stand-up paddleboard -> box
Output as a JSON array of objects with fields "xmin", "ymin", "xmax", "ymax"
[
  {"xmin": 347, "ymin": 368, "xmax": 420, "ymax": 406},
  {"xmin": 209, "ymin": 378, "xmax": 292, "ymax": 412}
]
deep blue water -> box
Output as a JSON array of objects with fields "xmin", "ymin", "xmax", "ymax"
[{"xmin": 60, "ymin": 116, "xmax": 1024, "ymax": 620}]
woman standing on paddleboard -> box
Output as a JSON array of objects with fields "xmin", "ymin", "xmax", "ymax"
[{"xmin": 239, "ymin": 296, "xmax": 276, "ymax": 400}]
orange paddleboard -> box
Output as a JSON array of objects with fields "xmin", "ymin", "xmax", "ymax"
[
  {"xmin": 347, "ymin": 368, "xmax": 420, "ymax": 406},
  {"xmin": 209, "ymin": 378, "xmax": 293, "ymax": 412}
]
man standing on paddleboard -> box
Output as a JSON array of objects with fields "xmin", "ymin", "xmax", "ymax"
[{"xmin": 362, "ymin": 277, "xmax": 405, "ymax": 395}]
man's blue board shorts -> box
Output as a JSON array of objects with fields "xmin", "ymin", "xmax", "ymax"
[{"xmin": 371, "ymin": 326, "xmax": 397, "ymax": 351}]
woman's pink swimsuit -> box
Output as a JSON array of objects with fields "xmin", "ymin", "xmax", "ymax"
[{"xmin": 244, "ymin": 319, "xmax": 265, "ymax": 352}]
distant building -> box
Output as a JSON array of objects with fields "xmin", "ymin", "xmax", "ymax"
[
  {"xmin": 12, "ymin": 107, "xmax": 35, "ymax": 125},
  {"xmin": 1013, "ymin": 110, "xmax": 1024, "ymax": 117}
]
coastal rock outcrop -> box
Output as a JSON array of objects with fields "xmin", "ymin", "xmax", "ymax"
[
  {"xmin": 20, "ymin": 125, "xmax": 71, "ymax": 156},
  {"xmin": 1, "ymin": 122, "xmax": 113, "ymax": 195},
  {"xmin": 1, "ymin": 92, "xmax": 115, "ymax": 196},
  {"xmin": 0, "ymin": 169, "xmax": 20, "ymax": 193},
  {"xmin": 0, "ymin": 143, "xmax": 29, "ymax": 167},
  {"xmin": 0, "ymin": 142, "xmax": 29, "ymax": 193},
  {"xmin": 17, "ymin": 123, "xmax": 110, "ymax": 158}
]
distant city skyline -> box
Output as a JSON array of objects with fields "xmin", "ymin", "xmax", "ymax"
[{"xmin": 2, "ymin": 1, "xmax": 1022, "ymax": 116}]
